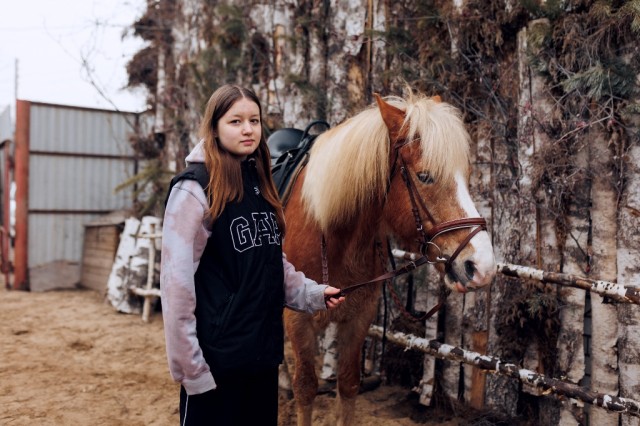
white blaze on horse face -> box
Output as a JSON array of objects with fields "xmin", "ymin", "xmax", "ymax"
[{"xmin": 453, "ymin": 172, "xmax": 496, "ymax": 289}]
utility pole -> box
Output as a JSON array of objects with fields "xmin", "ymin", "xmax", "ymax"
[{"xmin": 14, "ymin": 58, "xmax": 18, "ymax": 102}]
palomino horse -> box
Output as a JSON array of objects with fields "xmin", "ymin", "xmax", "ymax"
[{"xmin": 282, "ymin": 91, "xmax": 496, "ymax": 425}]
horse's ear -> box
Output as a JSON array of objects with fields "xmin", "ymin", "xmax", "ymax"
[{"xmin": 374, "ymin": 93, "xmax": 406, "ymax": 141}]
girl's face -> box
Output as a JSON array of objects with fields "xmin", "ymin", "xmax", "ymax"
[{"xmin": 215, "ymin": 97, "xmax": 262, "ymax": 160}]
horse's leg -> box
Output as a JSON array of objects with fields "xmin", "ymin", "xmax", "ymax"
[
  {"xmin": 284, "ymin": 310, "xmax": 320, "ymax": 426},
  {"xmin": 335, "ymin": 305, "xmax": 378, "ymax": 426}
]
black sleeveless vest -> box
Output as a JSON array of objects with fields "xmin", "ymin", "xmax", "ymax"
[{"xmin": 166, "ymin": 160, "xmax": 285, "ymax": 376}]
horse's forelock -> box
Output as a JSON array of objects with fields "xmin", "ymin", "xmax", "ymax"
[{"xmin": 406, "ymin": 97, "xmax": 470, "ymax": 184}]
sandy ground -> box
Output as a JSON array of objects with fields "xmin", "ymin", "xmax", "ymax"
[{"xmin": 0, "ymin": 288, "xmax": 459, "ymax": 426}]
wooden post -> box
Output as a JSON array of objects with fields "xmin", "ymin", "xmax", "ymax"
[
  {"xmin": 126, "ymin": 227, "xmax": 162, "ymax": 322},
  {"xmin": 13, "ymin": 100, "xmax": 29, "ymax": 291},
  {"xmin": 141, "ymin": 224, "xmax": 156, "ymax": 322}
]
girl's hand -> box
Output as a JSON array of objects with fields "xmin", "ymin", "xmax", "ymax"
[{"xmin": 324, "ymin": 286, "xmax": 345, "ymax": 309}]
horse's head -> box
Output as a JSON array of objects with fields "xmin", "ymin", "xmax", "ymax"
[{"xmin": 375, "ymin": 93, "xmax": 496, "ymax": 293}]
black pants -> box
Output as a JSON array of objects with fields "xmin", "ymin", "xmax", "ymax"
[{"xmin": 179, "ymin": 366, "xmax": 279, "ymax": 426}]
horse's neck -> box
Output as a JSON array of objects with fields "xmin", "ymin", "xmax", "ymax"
[{"xmin": 326, "ymin": 210, "xmax": 385, "ymax": 275}]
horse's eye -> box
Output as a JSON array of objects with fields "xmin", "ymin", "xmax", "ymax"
[{"xmin": 417, "ymin": 171, "xmax": 434, "ymax": 184}]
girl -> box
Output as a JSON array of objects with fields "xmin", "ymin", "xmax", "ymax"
[{"xmin": 160, "ymin": 84, "xmax": 344, "ymax": 426}]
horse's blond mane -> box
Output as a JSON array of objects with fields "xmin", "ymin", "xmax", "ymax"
[{"xmin": 301, "ymin": 92, "xmax": 470, "ymax": 231}]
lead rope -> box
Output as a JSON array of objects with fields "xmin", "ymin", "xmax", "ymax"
[
  {"xmin": 378, "ymin": 239, "xmax": 444, "ymax": 323},
  {"xmin": 376, "ymin": 239, "xmax": 391, "ymax": 374},
  {"xmin": 321, "ymin": 235, "xmax": 329, "ymax": 285}
]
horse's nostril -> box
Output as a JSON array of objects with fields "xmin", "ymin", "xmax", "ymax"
[
  {"xmin": 464, "ymin": 260, "xmax": 476, "ymax": 280},
  {"xmin": 447, "ymin": 269, "xmax": 459, "ymax": 284}
]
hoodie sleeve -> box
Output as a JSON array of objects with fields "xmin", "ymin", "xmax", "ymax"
[
  {"xmin": 160, "ymin": 179, "xmax": 216, "ymax": 395},
  {"xmin": 283, "ymin": 253, "xmax": 328, "ymax": 314}
]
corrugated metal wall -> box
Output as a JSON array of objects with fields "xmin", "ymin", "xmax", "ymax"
[{"xmin": 27, "ymin": 103, "xmax": 138, "ymax": 269}]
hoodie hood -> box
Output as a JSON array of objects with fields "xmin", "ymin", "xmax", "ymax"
[{"xmin": 185, "ymin": 140, "xmax": 206, "ymax": 165}]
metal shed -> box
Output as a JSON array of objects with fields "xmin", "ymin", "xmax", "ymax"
[{"xmin": 12, "ymin": 100, "xmax": 139, "ymax": 291}]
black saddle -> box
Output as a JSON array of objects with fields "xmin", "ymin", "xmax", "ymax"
[
  {"xmin": 268, "ymin": 128, "xmax": 305, "ymax": 166},
  {"xmin": 267, "ymin": 120, "xmax": 329, "ymax": 205}
]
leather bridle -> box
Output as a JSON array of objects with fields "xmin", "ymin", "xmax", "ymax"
[
  {"xmin": 396, "ymin": 150, "xmax": 487, "ymax": 273},
  {"xmin": 324, "ymin": 138, "xmax": 487, "ymax": 301}
]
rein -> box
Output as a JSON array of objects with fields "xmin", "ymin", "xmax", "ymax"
[{"xmin": 323, "ymin": 138, "xmax": 487, "ymax": 319}]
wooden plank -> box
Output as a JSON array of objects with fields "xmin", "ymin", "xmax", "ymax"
[
  {"xmin": 81, "ymin": 267, "xmax": 111, "ymax": 281},
  {"xmin": 82, "ymin": 248, "xmax": 119, "ymax": 261},
  {"xmin": 82, "ymin": 238, "xmax": 119, "ymax": 252},
  {"xmin": 81, "ymin": 224, "xmax": 121, "ymax": 292},
  {"xmin": 82, "ymin": 255, "xmax": 117, "ymax": 270},
  {"xmin": 80, "ymin": 271, "xmax": 109, "ymax": 292}
]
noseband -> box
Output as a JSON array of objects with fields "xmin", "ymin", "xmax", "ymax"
[{"xmin": 392, "ymin": 140, "xmax": 487, "ymax": 273}]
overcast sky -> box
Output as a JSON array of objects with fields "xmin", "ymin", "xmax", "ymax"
[{"xmin": 0, "ymin": 0, "xmax": 148, "ymax": 120}]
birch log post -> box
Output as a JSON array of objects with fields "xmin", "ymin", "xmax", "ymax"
[
  {"xmin": 484, "ymin": 24, "xmax": 538, "ymax": 417},
  {"xmin": 417, "ymin": 265, "xmax": 441, "ymax": 406},
  {"xmin": 369, "ymin": 325, "xmax": 640, "ymax": 419},
  {"xmin": 521, "ymin": 20, "xmax": 565, "ymax": 425},
  {"xmin": 391, "ymin": 239, "xmax": 441, "ymax": 405},
  {"xmin": 368, "ymin": 0, "xmax": 386, "ymax": 94},
  {"xmin": 618, "ymin": 128, "xmax": 640, "ymax": 426},
  {"xmin": 556, "ymin": 151, "xmax": 589, "ymax": 425},
  {"xmin": 251, "ymin": 0, "xmax": 302, "ymax": 128},
  {"xmin": 436, "ymin": 0, "xmax": 465, "ymax": 405},
  {"xmin": 588, "ymin": 120, "xmax": 621, "ymax": 426},
  {"xmin": 326, "ymin": 0, "xmax": 367, "ymax": 123},
  {"xmin": 463, "ymin": 121, "xmax": 493, "ymax": 409},
  {"xmin": 171, "ymin": 0, "xmax": 205, "ymax": 149},
  {"xmin": 107, "ymin": 216, "xmax": 162, "ymax": 315},
  {"xmin": 442, "ymin": 277, "xmax": 464, "ymax": 402},
  {"xmin": 107, "ymin": 218, "xmax": 141, "ymax": 313}
]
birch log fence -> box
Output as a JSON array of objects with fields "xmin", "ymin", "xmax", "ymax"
[
  {"xmin": 496, "ymin": 263, "xmax": 640, "ymax": 305},
  {"xmin": 383, "ymin": 248, "xmax": 640, "ymax": 419},
  {"xmin": 393, "ymin": 249, "xmax": 640, "ymax": 305},
  {"xmin": 368, "ymin": 325, "xmax": 640, "ymax": 418}
]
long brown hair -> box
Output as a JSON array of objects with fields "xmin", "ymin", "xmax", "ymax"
[{"xmin": 199, "ymin": 84, "xmax": 286, "ymax": 234}]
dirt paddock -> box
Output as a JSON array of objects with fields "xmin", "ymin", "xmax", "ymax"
[{"xmin": 0, "ymin": 288, "xmax": 466, "ymax": 425}]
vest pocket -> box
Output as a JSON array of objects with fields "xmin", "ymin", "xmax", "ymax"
[{"xmin": 207, "ymin": 293, "xmax": 235, "ymax": 343}]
